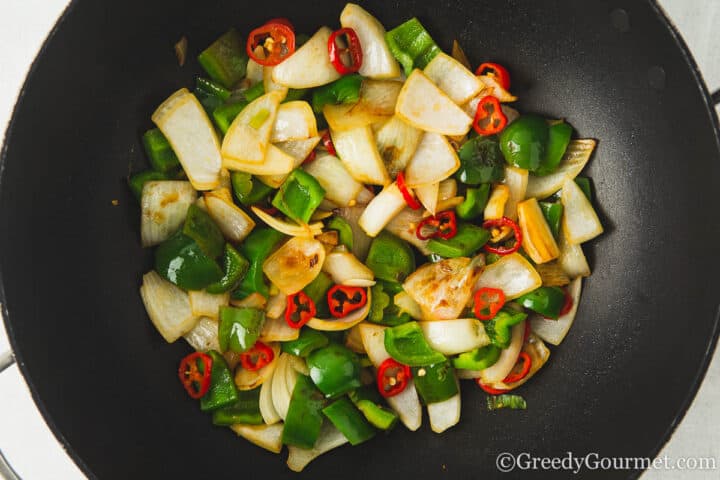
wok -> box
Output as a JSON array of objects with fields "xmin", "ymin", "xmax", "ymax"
[{"xmin": 1, "ymin": 0, "xmax": 719, "ymax": 478}]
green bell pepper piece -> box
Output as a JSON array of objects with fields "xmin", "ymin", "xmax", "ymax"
[
  {"xmin": 486, "ymin": 252, "xmax": 502, "ymax": 265},
  {"xmin": 455, "ymin": 136, "xmax": 505, "ymax": 185},
  {"xmin": 322, "ymin": 397, "xmax": 376, "ymax": 445},
  {"xmin": 535, "ymin": 121, "xmax": 572, "ymax": 175},
  {"xmin": 206, "ymin": 244, "xmax": 249, "ymax": 294},
  {"xmin": 127, "ymin": 170, "xmax": 173, "ymax": 201},
  {"xmin": 539, "ymin": 202, "xmax": 563, "ymax": 239},
  {"xmin": 195, "ymin": 77, "xmax": 232, "ymax": 114},
  {"xmin": 200, "ymin": 350, "xmax": 239, "ymax": 412},
  {"xmin": 233, "ymin": 228, "xmax": 286, "ymax": 298},
  {"xmin": 182, "ymin": 204, "xmax": 225, "ymax": 259},
  {"xmin": 303, "ymin": 271, "xmax": 333, "ymax": 318},
  {"xmin": 326, "ymin": 216, "xmax": 353, "ymax": 250},
  {"xmin": 574, "ymin": 177, "xmax": 592, "ymax": 201},
  {"xmin": 487, "ymin": 394, "xmax": 527, "ymax": 411},
  {"xmin": 368, "ymin": 282, "xmax": 411, "ymax": 327},
  {"xmin": 218, "ymin": 306, "xmax": 265, "ymax": 353},
  {"xmin": 452, "ymin": 345, "xmax": 501, "ymax": 371},
  {"xmin": 155, "ymin": 231, "xmax": 223, "ymax": 290},
  {"xmin": 517, "ymin": 286, "xmax": 566, "ymax": 319},
  {"xmin": 282, "ymin": 375, "xmax": 325, "ymax": 449},
  {"xmin": 213, "ymin": 101, "xmax": 248, "ymax": 135},
  {"xmin": 499, "ymin": 115, "xmax": 550, "ymax": 172},
  {"xmin": 307, "ymin": 344, "xmax": 362, "ymax": 398},
  {"xmin": 456, "ymin": 184, "xmax": 491, "ymax": 220},
  {"xmin": 272, "ymin": 169, "xmax": 326, "ymax": 223},
  {"xmin": 211, "ymin": 387, "xmax": 263, "ymax": 425},
  {"xmin": 230, "ymin": 171, "xmax": 274, "ymax": 206},
  {"xmin": 198, "ymin": 29, "xmax": 248, "ymax": 88},
  {"xmin": 311, "ymin": 74, "xmax": 362, "ymax": 113},
  {"xmin": 348, "ymin": 387, "xmax": 398, "ymax": 430},
  {"xmin": 412, "ymin": 362, "xmax": 459, "ymax": 404},
  {"xmin": 142, "ymin": 128, "xmax": 180, "ymax": 173},
  {"xmin": 282, "ymin": 329, "xmax": 329, "ymax": 357},
  {"xmin": 426, "ymin": 223, "xmax": 490, "ymax": 258},
  {"xmin": 384, "ymin": 322, "xmax": 446, "ymax": 366},
  {"xmin": 485, "ymin": 310, "xmax": 528, "ymax": 348},
  {"xmin": 385, "ymin": 18, "xmax": 441, "ymax": 76},
  {"xmin": 284, "ymin": 88, "xmax": 308, "ymax": 103},
  {"xmin": 243, "ymin": 81, "xmax": 265, "ymax": 102},
  {"xmin": 366, "ymin": 231, "xmax": 415, "ymax": 283},
  {"xmin": 369, "ymin": 283, "xmax": 391, "ymax": 323}
]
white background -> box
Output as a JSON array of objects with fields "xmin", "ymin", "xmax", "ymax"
[{"xmin": 0, "ymin": 0, "xmax": 718, "ymax": 478}]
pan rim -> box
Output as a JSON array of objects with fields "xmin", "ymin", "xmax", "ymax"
[{"xmin": 0, "ymin": 1, "xmax": 717, "ymax": 478}]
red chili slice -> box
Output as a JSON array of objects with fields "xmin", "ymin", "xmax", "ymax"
[
  {"xmin": 502, "ymin": 352, "xmax": 532, "ymax": 384},
  {"xmin": 377, "ymin": 358, "xmax": 412, "ymax": 398},
  {"xmin": 328, "ymin": 27, "xmax": 363, "ymax": 74},
  {"xmin": 285, "ymin": 291, "xmax": 317, "ymax": 328},
  {"xmin": 239, "ymin": 341, "xmax": 275, "ymax": 371},
  {"xmin": 476, "ymin": 379, "xmax": 509, "ymax": 395},
  {"xmin": 416, "ymin": 211, "xmax": 457, "ymax": 240},
  {"xmin": 482, "ymin": 217, "xmax": 523, "ymax": 255},
  {"xmin": 396, "ymin": 172, "xmax": 421, "ymax": 210},
  {"xmin": 246, "ymin": 22, "xmax": 296, "ymax": 67},
  {"xmin": 178, "ymin": 352, "xmax": 213, "ymax": 399},
  {"xmin": 320, "ymin": 130, "xmax": 337, "ymax": 156},
  {"xmin": 473, "ymin": 287, "xmax": 506, "ymax": 320},
  {"xmin": 475, "ymin": 62, "xmax": 511, "ymax": 90},
  {"xmin": 264, "ymin": 17, "xmax": 294, "ymax": 30},
  {"xmin": 301, "ymin": 149, "xmax": 317, "ymax": 165},
  {"xmin": 559, "ymin": 288, "xmax": 574, "ymax": 316},
  {"xmin": 473, "ymin": 95, "xmax": 507, "ymax": 135},
  {"xmin": 327, "ymin": 285, "xmax": 367, "ymax": 318}
]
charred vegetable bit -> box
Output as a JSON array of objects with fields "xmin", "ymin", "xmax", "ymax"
[
  {"xmin": 486, "ymin": 394, "xmax": 527, "ymax": 411},
  {"xmin": 285, "ymin": 291, "xmax": 317, "ymax": 328},
  {"xmin": 328, "ymin": 285, "xmax": 368, "ymax": 318}
]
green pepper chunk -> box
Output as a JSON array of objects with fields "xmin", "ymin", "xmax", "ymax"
[
  {"xmin": 574, "ymin": 177, "xmax": 592, "ymax": 201},
  {"xmin": 195, "ymin": 77, "xmax": 232, "ymax": 115},
  {"xmin": 282, "ymin": 329, "xmax": 329, "ymax": 357},
  {"xmin": 311, "ymin": 74, "xmax": 362, "ymax": 113},
  {"xmin": 182, "ymin": 204, "xmax": 225, "ymax": 259},
  {"xmin": 326, "ymin": 216, "xmax": 353, "ymax": 250},
  {"xmin": 348, "ymin": 387, "xmax": 398, "ymax": 430},
  {"xmin": 198, "ymin": 29, "xmax": 248, "ymax": 88},
  {"xmin": 426, "ymin": 223, "xmax": 490, "ymax": 258},
  {"xmin": 452, "ymin": 345, "xmax": 501, "ymax": 371},
  {"xmin": 368, "ymin": 282, "xmax": 411, "ymax": 327},
  {"xmin": 213, "ymin": 101, "xmax": 248, "ymax": 135},
  {"xmin": 485, "ymin": 310, "xmax": 527, "ymax": 348},
  {"xmin": 385, "ymin": 18, "xmax": 441, "ymax": 76},
  {"xmin": 366, "ymin": 231, "xmax": 415, "ymax": 283},
  {"xmin": 536, "ymin": 121, "xmax": 572, "ymax": 175},
  {"xmin": 369, "ymin": 283, "xmax": 391, "ymax": 323},
  {"xmin": 154, "ymin": 231, "xmax": 224, "ymax": 290},
  {"xmin": 284, "ymin": 88, "xmax": 308, "ymax": 103},
  {"xmin": 322, "ymin": 397, "xmax": 376, "ymax": 445},
  {"xmin": 200, "ymin": 350, "xmax": 239, "ymax": 412},
  {"xmin": 517, "ymin": 286, "xmax": 566, "ymax": 319},
  {"xmin": 499, "ymin": 115, "xmax": 550, "ymax": 172},
  {"xmin": 211, "ymin": 387, "xmax": 263, "ymax": 425},
  {"xmin": 282, "ymin": 375, "xmax": 325, "ymax": 449},
  {"xmin": 233, "ymin": 228, "xmax": 286, "ymax": 298},
  {"xmin": 127, "ymin": 170, "xmax": 174, "ymax": 201},
  {"xmin": 412, "ymin": 362, "xmax": 459, "ymax": 404},
  {"xmin": 230, "ymin": 171, "xmax": 274, "ymax": 206},
  {"xmin": 384, "ymin": 322, "xmax": 446, "ymax": 366},
  {"xmin": 218, "ymin": 306, "xmax": 265, "ymax": 353},
  {"xmin": 205, "ymin": 244, "xmax": 249, "ymax": 294},
  {"xmin": 303, "ymin": 271, "xmax": 333, "ymax": 318},
  {"xmin": 539, "ymin": 202, "xmax": 563, "ymax": 239},
  {"xmin": 271, "ymin": 169, "xmax": 325, "ymax": 223},
  {"xmin": 307, "ymin": 344, "xmax": 362, "ymax": 398},
  {"xmin": 456, "ymin": 184, "xmax": 491, "ymax": 220},
  {"xmin": 486, "ymin": 252, "xmax": 502, "ymax": 265},
  {"xmin": 455, "ymin": 136, "xmax": 505, "ymax": 185},
  {"xmin": 487, "ymin": 394, "xmax": 527, "ymax": 411},
  {"xmin": 243, "ymin": 81, "xmax": 265, "ymax": 102},
  {"xmin": 142, "ymin": 129, "xmax": 180, "ymax": 173}
]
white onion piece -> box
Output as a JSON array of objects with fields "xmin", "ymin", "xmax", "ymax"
[
  {"xmin": 395, "ymin": 70, "xmax": 472, "ymax": 136},
  {"xmin": 331, "ymin": 126, "xmax": 390, "ymax": 185},
  {"xmin": 260, "ymin": 316, "xmax": 300, "ymax": 342},
  {"xmin": 271, "ymin": 353, "xmax": 293, "ymax": 420},
  {"xmin": 234, "ymin": 343, "xmax": 281, "ymax": 391},
  {"xmin": 258, "ymin": 136, "xmax": 321, "ymax": 188},
  {"xmin": 479, "ymin": 321, "xmax": 525, "ymax": 383},
  {"xmin": 204, "ymin": 189, "xmax": 255, "ymax": 243},
  {"xmin": 225, "ymin": 143, "xmax": 296, "ymax": 176},
  {"xmin": 270, "ymin": 101, "xmax": 317, "ymax": 143},
  {"xmin": 374, "ymin": 115, "xmax": 422, "ymax": 178},
  {"xmin": 345, "ymin": 324, "xmax": 366, "ymax": 353},
  {"xmin": 263, "ymin": 237, "xmax": 326, "ymax": 294},
  {"xmin": 484, "ymin": 184, "xmax": 510, "ymax": 220},
  {"xmin": 474, "ymin": 253, "xmax": 541, "ymax": 299},
  {"xmin": 404, "ymin": 133, "xmax": 460, "ymax": 187},
  {"xmin": 504, "ymin": 166, "xmax": 528, "ymax": 220},
  {"xmin": 287, "ymin": 423, "xmax": 349, "ymax": 472},
  {"xmin": 561, "ymin": 177, "xmax": 604, "ymax": 244},
  {"xmin": 323, "ymin": 80, "xmax": 401, "ymax": 131},
  {"xmin": 438, "ymin": 178, "xmax": 458, "ymax": 201},
  {"xmin": 531, "ymin": 277, "xmax": 582, "ymax": 346},
  {"xmin": 265, "ymin": 293, "xmax": 288, "ymax": 320},
  {"xmin": 354, "ymin": 186, "xmax": 375, "ymax": 205},
  {"xmin": 424, "ymin": 52, "xmax": 482, "ymax": 105},
  {"xmin": 140, "ymin": 181, "xmax": 196, "ymax": 247},
  {"xmin": 259, "ymin": 366, "xmax": 281, "ymax": 424},
  {"xmin": 263, "ymin": 65, "xmax": 289, "ymax": 99},
  {"xmin": 414, "ymin": 182, "xmax": 439, "ymax": 214},
  {"xmin": 303, "ymin": 154, "xmax": 363, "ymax": 207},
  {"xmin": 231, "ymin": 423, "xmax": 283, "ymax": 454},
  {"xmin": 140, "ymin": 271, "xmax": 196, "ymax": 343},
  {"xmin": 272, "ymin": 27, "xmax": 341, "ymax": 88},
  {"xmin": 385, "ymin": 207, "xmax": 431, "ymax": 255},
  {"xmin": 558, "ymin": 232, "xmax": 591, "ymax": 278},
  {"xmin": 419, "ymin": 319, "xmax": 490, "ymax": 355},
  {"xmin": 152, "ymin": 88, "xmax": 222, "ymax": 190},
  {"xmin": 335, "ymin": 205, "xmax": 374, "ymax": 260},
  {"xmin": 230, "ymin": 292, "xmax": 266, "ymax": 309},
  {"xmin": 251, "ymin": 206, "xmax": 323, "ymax": 238},
  {"xmin": 322, "ymin": 251, "xmax": 375, "ymax": 286},
  {"xmin": 427, "ymin": 393, "xmax": 461, "ymax": 433},
  {"xmin": 394, "ymin": 292, "xmax": 424, "ymax": 320},
  {"xmin": 358, "ymin": 323, "xmax": 390, "ymax": 365},
  {"xmin": 307, "ymin": 289, "xmax": 371, "ymax": 331},
  {"xmin": 478, "ymin": 75, "xmax": 518, "ymax": 102},
  {"xmin": 340, "ymin": 3, "xmax": 401, "ymax": 79},
  {"xmin": 245, "ymin": 46, "xmax": 265, "ymax": 84},
  {"xmin": 188, "ymin": 290, "xmax": 228, "ymax": 319},
  {"xmin": 221, "ymin": 91, "xmax": 283, "ymax": 165},
  {"xmin": 358, "ymin": 182, "xmax": 406, "ymax": 237},
  {"xmin": 183, "ymin": 317, "xmax": 220, "ymax": 352},
  {"xmin": 525, "ymin": 139, "xmax": 596, "ymax": 199}
]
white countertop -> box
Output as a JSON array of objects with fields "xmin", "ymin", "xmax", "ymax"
[{"xmin": 0, "ymin": 1, "xmax": 718, "ymax": 478}]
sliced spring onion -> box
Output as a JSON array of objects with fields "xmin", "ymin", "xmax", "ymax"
[
  {"xmin": 322, "ymin": 250, "xmax": 375, "ymax": 286},
  {"xmin": 486, "ymin": 394, "xmax": 527, "ymax": 411},
  {"xmin": 263, "ymin": 237, "xmax": 326, "ymax": 295},
  {"xmin": 419, "ymin": 319, "xmax": 491, "ymax": 355},
  {"xmin": 188, "ymin": 289, "xmax": 229, "ymax": 319},
  {"xmin": 303, "ymin": 154, "xmax": 364, "ymax": 207},
  {"xmin": 286, "ymin": 423, "xmax": 349, "ymax": 472},
  {"xmin": 404, "ymin": 132, "xmax": 460, "ymax": 187},
  {"xmin": 358, "ymin": 182, "xmax": 406, "ymax": 237},
  {"xmin": 475, "ymin": 253, "xmax": 541, "ymax": 299},
  {"xmin": 530, "ymin": 276, "xmax": 582, "ymax": 345},
  {"xmin": 183, "ymin": 317, "xmax": 220, "ymax": 352},
  {"xmin": 561, "ymin": 177, "xmax": 604, "ymax": 244},
  {"xmin": 424, "ymin": 52, "xmax": 482, "ymax": 105},
  {"xmin": 374, "ymin": 115, "xmax": 423, "ymax": 178},
  {"xmin": 231, "ymin": 423, "xmax": 284, "ymax": 454},
  {"xmin": 221, "ymin": 91, "xmax": 284, "ymax": 165},
  {"xmin": 140, "ymin": 181, "xmax": 196, "ymax": 247},
  {"xmin": 140, "ymin": 271, "xmax": 197, "ymax": 343},
  {"xmin": 251, "ymin": 206, "xmax": 323, "ymax": 238},
  {"xmin": 330, "ymin": 126, "xmax": 391, "ymax": 185},
  {"xmin": 427, "ymin": 393, "xmax": 461, "ymax": 433},
  {"xmin": 503, "ymin": 166, "xmax": 528, "ymax": 220},
  {"xmin": 270, "ymin": 101, "xmax": 318, "ymax": 143},
  {"xmin": 524, "ymin": 139, "xmax": 596, "ymax": 199},
  {"xmin": 478, "ymin": 321, "xmax": 525, "ymax": 384},
  {"xmin": 204, "ymin": 189, "xmax": 256, "ymax": 243},
  {"xmin": 272, "ymin": 27, "xmax": 341, "ymax": 89}
]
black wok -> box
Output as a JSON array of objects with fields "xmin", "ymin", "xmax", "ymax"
[{"xmin": 1, "ymin": 1, "xmax": 719, "ymax": 479}]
